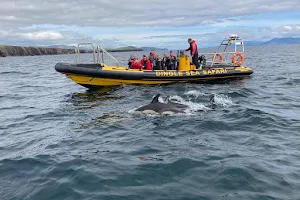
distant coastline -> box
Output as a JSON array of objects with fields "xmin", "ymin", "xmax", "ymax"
[
  {"xmin": 0, "ymin": 45, "xmax": 84, "ymax": 57},
  {"xmin": 0, "ymin": 45, "xmax": 167, "ymax": 57},
  {"xmin": 244, "ymin": 37, "xmax": 300, "ymax": 46},
  {"xmin": 3, "ymin": 36, "xmax": 299, "ymax": 57}
]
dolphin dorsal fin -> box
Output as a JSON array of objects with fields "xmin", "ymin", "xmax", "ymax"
[{"xmin": 151, "ymin": 94, "xmax": 160, "ymax": 103}]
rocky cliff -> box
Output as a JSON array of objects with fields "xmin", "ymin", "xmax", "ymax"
[{"xmin": 0, "ymin": 45, "xmax": 90, "ymax": 57}]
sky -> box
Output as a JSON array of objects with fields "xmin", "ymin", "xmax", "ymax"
[{"xmin": 0, "ymin": 0, "xmax": 300, "ymax": 49}]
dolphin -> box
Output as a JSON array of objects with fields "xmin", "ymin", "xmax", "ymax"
[{"xmin": 136, "ymin": 94, "xmax": 188, "ymax": 114}]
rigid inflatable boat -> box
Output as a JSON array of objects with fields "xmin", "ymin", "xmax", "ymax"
[{"xmin": 55, "ymin": 36, "xmax": 253, "ymax": 89}]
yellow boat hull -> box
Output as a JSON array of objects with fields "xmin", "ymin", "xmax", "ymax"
[{"xmin": 55, "ymin": 63, "xmax": 253, "ymax": 88}]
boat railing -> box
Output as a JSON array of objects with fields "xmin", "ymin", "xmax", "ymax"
[
  {"xmin": 96, "ymin": 45, "xmax": 120, "ymax": 67},
  {"xmin": 74, "ymin": 43, "xmax": 120, "ymax": 67},
  {"xmin": 75, "ymin": 43, "xmax": 96, "ymax": 64},
  {"xmin": 199, "ymin": 37, "xmax": 245, "ymax": 67}
]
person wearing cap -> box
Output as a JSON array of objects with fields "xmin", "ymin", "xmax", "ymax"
[
  {"xmin": 185, "ymin": 38, "xmax": 200, "ymax": 69},
  {"xmin": 140, "ymin": 55, "xmax": 152, "ymax": 70}
]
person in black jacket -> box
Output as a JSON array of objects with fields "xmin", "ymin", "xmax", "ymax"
[
  {"xmin": 168, "ymin": 51, "xmax": 176, "ymax": 70},
  {"xmin": 154, "ymin": 54, "xmax": 162, "ymax": 70},
  {"xmin": 162, "ymin": 53, "xmax": 169, "ymax": 70},
  {"xmin": 128, "ymin": 55, "xmax": 134, "ymax": 68}
]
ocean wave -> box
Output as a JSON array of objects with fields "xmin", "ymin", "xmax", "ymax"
[{"xmin": 2, "ymin": 47, "xmax": 300, "ymax": 200}]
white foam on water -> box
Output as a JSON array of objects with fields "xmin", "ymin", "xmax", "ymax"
[
  {"xmin": 168, "ymin": 95, "xmax": 211, "ymax": 113},
  {"xmin": 128, "ymin": 108, "xmax": 136, "ymax": 114},
  {"xmin": 184, "ymin": 90, "xmax": 208, "ymax": 98},
  {"xmin": 130, "ymin": 109, "xmax": 186, "ymax": 117},
  {"xmin": 158, "ymin": 96, "xmax": 165, "ymax": 103},
  {"xmin": 168, "ymin": 95, "xmax": 185, "ymax": 103},
  {"xmin": 213, "ymin": 93, "xmax": 234, "ymax": 107}
]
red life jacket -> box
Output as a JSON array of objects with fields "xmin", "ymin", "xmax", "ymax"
[
  {"xmin": 186, "ymin": 40, "xmax": 198, "ymax": 57},
  {"xmin": 131, "ymin": 60, "xmax": 141, "ymax": 69},
  {"xmin": 140, "ymin": 59, "xmax": 152, "ymax": 70}
]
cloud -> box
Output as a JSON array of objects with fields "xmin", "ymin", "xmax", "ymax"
[
  {"xmin": 137, "ymin": 24, "xmax": 300, "ymax": 48},
  {"xmin": 0, "ymin": 0, "xmax": 300, "ymax": 48},
  {"xmin": 0, "ymin": 30, "xmax": 63, "ymax": 45},
  {"xmin": 0, "ymin": 29, "xmax": 127, "ymax": 47},
  {"xmin": 1, "ymin": 24, "xmax": 300, "ymax": 48},
  {"xmin": 18, "ymin": 31, "xmax": 63, "ymax": 40},
  {"xmin": 1, "ymin": 0, "xmax": 300, "ymax": 28}
]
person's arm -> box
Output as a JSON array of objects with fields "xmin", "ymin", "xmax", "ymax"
[{"xmin": 185, "ymin": 46, "xmax": 191, "ymax": 51}]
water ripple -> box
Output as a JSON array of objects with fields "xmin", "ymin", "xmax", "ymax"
[{"xmin": 1, "ymin": 46, "xmax": 300, "ymax": 199}]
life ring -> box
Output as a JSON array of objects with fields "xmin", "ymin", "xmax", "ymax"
[
  {"xmin": 232, "ymin": 52, "xmax": 245, "ymax": 66},
  {"xmin": 212, "ymin": 53, "xmax": 223, "ymax": 64}
]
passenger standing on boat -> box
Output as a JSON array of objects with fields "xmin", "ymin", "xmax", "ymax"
[
  {"xmin": 131, "ymin": 56, "xmax": 142, "ymax": 69},
  {"xmin": 128, "ymin": 55, "xmax": 134, "ymax": 68},
  {"xmin": 168, "ymin": 51, "xmax": 177, "ymax": 70},
  {"xmin": 185, "ymin": 38, "xmax": 200, "ymax": 69},
  {"xmin": 140, "ymin": 55, "xmax": 152, "ymax": 70},
  {"xmin": 162, "ymin": 53, "xmax": 169, "ymax": 70},
  {"xmin": 149, "ymin": 50, "xmax": 156, "ymax": 69},
  {"xmin": 154, "ymin": 55, "xmax": 162, "ymax": 70}
]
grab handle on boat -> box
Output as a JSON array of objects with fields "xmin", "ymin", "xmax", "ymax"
[
  {"xmin": 75, "ymin": 43, "xmax": 96, "ymax": 64},
  {"xmin": 97, "ymin": 45, "xmax": 120, "ymax": 67}
]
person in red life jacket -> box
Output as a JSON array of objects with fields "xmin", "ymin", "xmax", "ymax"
[
  {"xmin": 140, "ymin": 55, "xmax": 152, "ymax": 70},
  {"xmin": 185, "ymin": 38, "xmax": 200, "ymax": 69},
  {"xmin": 168, "ymin": 51, "xmax": 177, "ymax": 70},
  {"xmin": 148, "ymin": 50, "xmax": 157, "ymax": 69},
  {"xmin": 131, "ymin": 56, "xmax": 141, "ymax": 69}
]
